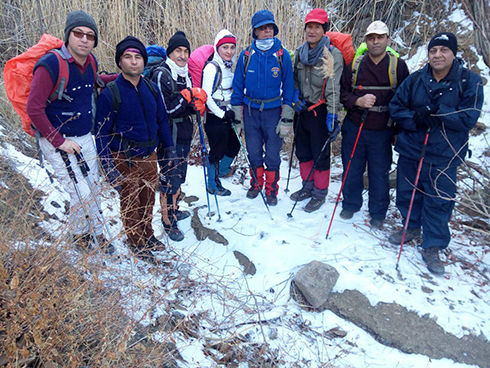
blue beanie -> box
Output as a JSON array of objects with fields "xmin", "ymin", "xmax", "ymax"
[{"xmin": 251, "ymin": 10, "xmax": 279, "ymax": 39}]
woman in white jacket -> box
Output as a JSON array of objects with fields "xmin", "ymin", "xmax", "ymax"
[{"xmin": 202, "ymin": 29, "xmax": 240, "ymax": 196}]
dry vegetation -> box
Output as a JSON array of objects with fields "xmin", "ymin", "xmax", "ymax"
[{"xmin": 0, "ymin": 0, "xmax": 489, "ymax": 367}]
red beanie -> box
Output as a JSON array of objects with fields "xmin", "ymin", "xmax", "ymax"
[{"xmin": 216, "ymin": 36, "xmax": 236, "ymax": 49}]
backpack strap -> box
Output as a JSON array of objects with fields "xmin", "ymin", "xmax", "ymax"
[
  {"xmin": 243, "ymin": 45, "xmax": 254, "ymax": 79},
  {"xmin": 106, "ymin": 81, "xmax": 122, "ymax": 115},
  {"xmin": 276, "ymin": 46, "xmax": 284, "ymax": 77},
  {"xmin": 351, "ymin": 52, "xmax": 399, "ymax": 91},
  {"xmin": 46, "ymin": 49, "xmax": 70, "ymax": 102},
  {"xmin": 141, "ymin": 75, "xmax": 159, "ymax": 99},
  {"xmin": 205, "ymin": 60, "xmax": 222, "ymax": 95}
]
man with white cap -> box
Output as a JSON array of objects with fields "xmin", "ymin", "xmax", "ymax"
[
  {"xmin": 389, "ymin": 32, "xmax": 484, "ymax": 274},
  {"xmin": 339, "ymin": 20, "xmax": 409, "ymax": 228}
]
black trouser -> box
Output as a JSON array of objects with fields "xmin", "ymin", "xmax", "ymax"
[{"xmin": 204, "ymin": 113, "xmax": 240, "ymax": 164}]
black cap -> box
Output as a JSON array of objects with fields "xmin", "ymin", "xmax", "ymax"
[
  {"xmin": 115, "ymin": 36, "xmax": 148, "ymax": 68},
  {"xmin": 428, "ymin": 32, "xmax": 458, "ymax": 56},
  {"xmin": 167, "ymin": 31, "xmax": 191, "ymax": 56}
]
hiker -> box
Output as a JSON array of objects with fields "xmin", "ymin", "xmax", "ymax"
[
  {"xmin": 290, "ymin": 8, "xmax": 344, "ymax": 213},
  {"xmin": 389, "ymin": 32, "xmax": 483, "ymax": 274},
  {"xmin": 151, "ymin": 31, "xmax": 207, "ymax": 241},
  {"xmin": 202, "ymin": 29, "xmax": 240, "ymax": 196},
  {"xmin": 231, "ymin": 9, "xmax": 295, "ymax": 206},
  {"xmin": 339, "ymin": 21, "xmax": 409, "ymax": 228},
  {"xmin": 95, "ymin": 36, "xmax": 176, "ymax": 261},
  {"xmin": 26, "ymin": 10, "xmax": 116, "ymax": 252}
]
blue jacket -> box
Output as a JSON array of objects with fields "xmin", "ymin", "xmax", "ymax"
[
  {"xmin": 231, "ymin": 38, "xmax": 294, "ymax": 110},
  {"xmin": 95, "ymin": 74, "xmax": 174, "ymax": 161},
  {"xmin": 390, "ymin": 60, "xmax": 483, "ymax": 166}
]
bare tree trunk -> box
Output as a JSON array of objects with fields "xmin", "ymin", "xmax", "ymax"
[{"xmin": 462, "ymin": 0, "xmax": 490, "ymax": 69}]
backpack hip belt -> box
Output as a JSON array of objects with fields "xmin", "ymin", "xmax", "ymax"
[
  {"xmin": 114, "ymin": 135, "xmax": 157, "ymax": 167},
  {"xmin": 368, "ymin": 105, "xmax": 390, "ymax": 113},
  {"xmin": 246, "ymin": 95, "xmax": 281, "ymax": 112},
  {"xmin": 216, "ymin": 99, "xmax": 231, "ymax": 108}
]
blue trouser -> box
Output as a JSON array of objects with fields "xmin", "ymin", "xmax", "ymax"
[
  {"xmin": 396, "ymin": 155, "xmax": 457, "ymax": 250},
  {"xmin": 244, "ymin": 107, "xmax": 282, "ymax": 170},
  {"xmin": 341, "ymin": 118, "xmax": 393, "ymax": 220}
]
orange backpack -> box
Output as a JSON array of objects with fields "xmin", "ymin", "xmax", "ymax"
[
  {"xmin": 325, "ymin": 31, "xmax": 355, "ymax": 65},
  {"xmin": 3, "ymin": 34, "xmax": 96, "ymax": 137}
]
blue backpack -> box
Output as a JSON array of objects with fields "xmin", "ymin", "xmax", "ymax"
[{"xmin": 143, "ymin": 45, "xmax": 166, "ymax": 78}]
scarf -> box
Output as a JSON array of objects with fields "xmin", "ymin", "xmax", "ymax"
[
  {"xmin": 298, "ymin": 36, "xmax": 329, "ymax": 66},
  {"xmin": 166, "ymin": 58, "xmax": 192, "ymax": 87},
  {"xmin": 255, "ymin": 38, "xmax": 274, "ymax": 52}
]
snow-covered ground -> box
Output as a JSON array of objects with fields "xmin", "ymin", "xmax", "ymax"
[{"xmin": 1, "ymin": 3, "xmax": 489, "ymax": 365}]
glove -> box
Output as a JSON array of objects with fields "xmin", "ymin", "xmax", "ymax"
[
  {"xmin": 224, "ymin": 109, "xmax": 235, "ymax": 123},
  {"xmin": 413, "ymin": 103, "xmax": 439, "ymax": 128},
  {"xmin": 164, "ymin": 147, "xmax": 178, "ymax": 169},
  {"xmin": 180, "ymin": 88, "xmax": 207, "ymax": 114},
  {"xmin": 326, "ymin": 113, "xmax": 338, "ymax": 132},
  {"xmin": 292, "ymin": 89, "xmax": 307, "ymax": 113},
  {"xmin": 101, "ymin": 159, "xmax": 122, "ymax": 192},
  {"xmin": 231, "ymin": 105, "xmax": 243, "ymax": 135},
  {"xmin": 276, "ymin": 105, "xmax": 294, "ymax": 138}
]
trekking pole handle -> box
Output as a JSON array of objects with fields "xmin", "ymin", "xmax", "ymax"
[
  {"xmin": 74, "ymin": 151, "xmax": 90, "ymax": 177},
  {"xmin": 56, "ymin": 149, "xmax": 78, "ymax": 184}
]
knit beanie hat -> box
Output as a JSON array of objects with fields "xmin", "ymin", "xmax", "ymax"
[
  {"xmin": 167, "ymin": 31, "xmax": 191, "ymax": 56},
  {"xmin": 64, "ymin": 10, "xmax": 98, "ymax": 47},
  {"xmin": 115, "ymin": 36, "xmax": 148, "ymax": 68},
  {"xmin": 251, "ymin": 10, "xmax": 279, "ymax": 39},
  {"xmin": 428, "ymin": 32, "xmax": 458, "ymax": 56}
]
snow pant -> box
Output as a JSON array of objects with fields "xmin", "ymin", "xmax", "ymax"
[
  {"xmin": 244, "ymin": 107, "xmax": 282, "ymax": 196},
  {"xmin": 112, "ymin": 150, "xmax": 158, "ymax": 247},
  {"xmin": 295, "ymin": 106, "xmax": 330, "ymax": 199},
  {"xmin": 341, "ymin": 117, "xmax": 394, "ymax": 220},
  {"xmin": 396, "ymin": 155, "xmax": 457, "ymax": 250},
  {"xmin": 157, "ymin": 140, "xmax": 191, "ymax": 195},
  {"xmin": 39, "ymin": 134, "xmax": 104, "ymax": 237},
  {"xmin": 204, "ymin": 113, "xmax": 240, "ymax": 165}
]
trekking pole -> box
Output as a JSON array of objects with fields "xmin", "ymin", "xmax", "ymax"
[
  {"xmin": 73, "ymin": 151, "xmax": 114, "ymax": 242},
  {"xmin": 57, "ymin": 149, "xmax": 99, "ymax": 248},
  {"xmin": 285, "ymin": 114, "xmax": 299, "ymax": 193},
  {"xmin": 196, "ymin": 113, "xmax": 222, "ymax": 222},
  {"xmin": 396, "ymin": 129, "xmax": 430, "ymax": 270},
  {"xmin": 232, "ymin": 122, "xmax": 274, "ymax": 221},
  {"xmin": 287, "ymin": 121, "xmax": 338, "ymax": 218},
  {"xmin": 326, "ymin": 109, "xmax": 368, "ymax": 239}
]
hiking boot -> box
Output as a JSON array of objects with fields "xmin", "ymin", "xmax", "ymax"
[
  {"xmin": 175, "ymin": 209, "xmax": 191, "ymax": 221},
  {"xmin": 339, "ymin": 209, "xmax": 354, "ymax": 219},
  {"xmin": 388, "ymin": 228, "xmax": 421, "ymax": 245},
  {"xmin": 207, "ymin": 186, "xmax": 232, "ymax": 196},
  {"xmin": 146, "ymin": 235, "xmax": 166, "ymax": 251},
  {"xmin": 247, "ymin": 187, "xmax": 260, "ymax": 199},
  {"xmin": 370, "ymin": 218, "xmax": 384, "ymax": 229},
  {"xmin": 266, "ymin": 193, "xmax": 278, "ymax": 206},
  {"xmin": 421, "ymin": 247, "xmax": 445, "ymax": 275},
  {"xmin": 163, "ymin": 221, "xmax": 184, "ymax": 242},
  {"xmin": 95, "ymin": 234, "xmax": 115, "ymax": 255},
  {"xmin": 290, "ymin": 189, "xmax": 312, "ymax": 202},
  {"xmin": 128, "ymin": 244, "xmax": 157, "ymax": 263},
  {"xmin": 73, "ymin": 233, "xmax": 93, "ymax": 251},
  {"xmin": 304, "ymin": 197, "xmax": 325, "ymax": 213}
]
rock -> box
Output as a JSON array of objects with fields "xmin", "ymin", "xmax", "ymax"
[
  {"xmin": 293, "ymin": 261, "xmax": 339, "ymax": 308},
  {"xmin": 191, "ymin": 207, "xmax": 228, "ymax": 245},
  {"xmin": 233, "ymin": 251, "xmax": 256, "ymax": 275},
  {"xmin": 324, "ymin": 289, "xmax": 490, "ymax": 368}
]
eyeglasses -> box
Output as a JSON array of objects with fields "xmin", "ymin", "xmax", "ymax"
[
  {"xmin": 257, "ymin": 24, "xmax": 274, "ymax": 31},
  {"xmin": 71, "ymin": 30, "xmax": 96, "ymax": 41}
]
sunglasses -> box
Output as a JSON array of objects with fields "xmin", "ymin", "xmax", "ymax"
[
  {"xmin": 71, "ymin": 30, "xmax": 96, "ymax": 41},
  {"xmin": 257, "ymin": 24, "xmax": 274, "ymax": 31}
]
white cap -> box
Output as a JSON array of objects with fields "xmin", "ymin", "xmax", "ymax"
[{"xmin": 365, "ymin": 21, "xmax": 389, "ymax": 36}]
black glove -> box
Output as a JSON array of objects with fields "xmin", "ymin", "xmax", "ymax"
[
  {"xmin": 224, "ymin": 110, "xmax": 235, "ymax": 122},
  {"xmin": 413, "ymin": 103, "xmax": 439, "ymax": 128},
  {"xmin": 101, "ymin": 159, "xmax": 122, "ymax": 192}
]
